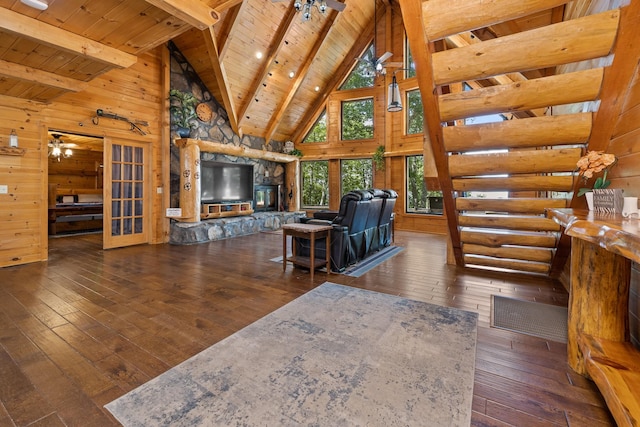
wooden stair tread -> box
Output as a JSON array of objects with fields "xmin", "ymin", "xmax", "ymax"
[
  {"xmin": 464, "ymin": 254, "xmax": 550, "ymax": 274},
  {"xmin": 448, "ymin": 148, "xmax": 581, "ymax": 177},
  {"xmin": 463, "ymin": 243, "xmax": 553, "ymax": 263},
  {"xmin": 458, "ymin": 214, "xmax": 561, "ymax": 232},
  {"xmin": 579, "ymin": 334, "xmax": 640, "ymax": 427},
  {"xmin": 456, "ymin": 197, "xmax": 567, "ymax": 214},
  {"xmin": 443, "ymin": 113, "xmax": 592, "ymax": 152},
  {"xmin": 452, "ymin": 175, "xmax": 574, "ymax": 192},
  {"xmin": 460, "ymin": 229, "xmax": 558, "ymax": 248}
]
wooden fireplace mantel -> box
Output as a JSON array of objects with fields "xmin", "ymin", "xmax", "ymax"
[
  {"xmin": 547, "ymin": 208, "xmax": 640, "ymax": 427},
  {"xmin": 173, "ymin": 138, "xmax": 300, "ymax": 222}
]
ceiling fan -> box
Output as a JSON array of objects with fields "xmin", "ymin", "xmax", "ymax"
[
  {"xmin": 356, "ymin": 0, "xmax": 402, "ymax": 76},
  {"xmin": 48, "ymin": 133, "xmax": 74, "ymax": 161},
  {"xmin": 272, "ymin": 0, "xmax": 346, "ymax": 21}
]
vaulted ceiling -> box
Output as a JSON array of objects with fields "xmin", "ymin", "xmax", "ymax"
[{"xmin": 0, "ymin": 0, "xmax": 579, "ymax": 145}]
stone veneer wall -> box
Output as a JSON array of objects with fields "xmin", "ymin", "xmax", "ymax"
[
  {"xmin": 170, "ymin": 211, "xmax": 305, "ymax": 245},
  {"xmin": 168, "ymin": 42, "xmax": 288, "ymax": 209}
]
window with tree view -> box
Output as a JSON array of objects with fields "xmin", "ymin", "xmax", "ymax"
[
  {"xmin": 407, "ymin": 155, "xmax": 443, "ymax": 214},
  {"xmin": 303, "ymin": 109, "xmax": 327, "ymax": 143},
  {"xmin": 301, "ymin": 161, "xmax": 329, "ymax": 207},
  {"xmin": 341, "ymin": 98, "xmax": 374, "ymax": 140},
  {"xmin": 341, "ymin": 159, "xmax": 373, "ymax": 196},
  {"xmin": 340, "ymin": 43, "xmax": 375, "ymax": 90},
  {"xmin": 406, "ymin": 89, "xmax": 423, "ymax": 134}
]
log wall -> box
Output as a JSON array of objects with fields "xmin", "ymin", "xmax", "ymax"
[{"xmin": 0, "ymin": 48, "xmax": 167, "ymax": 268}]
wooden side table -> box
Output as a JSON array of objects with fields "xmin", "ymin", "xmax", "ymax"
[{"xmin": 282, "ymin": 223, "xmax": 332, "ymax": 280}]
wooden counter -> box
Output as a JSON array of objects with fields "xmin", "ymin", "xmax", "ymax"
[{"xmin": 547, "ymin": 208, "xmax": 640, "ymax": 427}]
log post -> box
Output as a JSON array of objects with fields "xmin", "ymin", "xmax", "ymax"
[
  {"xmin": 568, "ymin": 237, "xmax": 630, "ymax": 375},
  {"xmin": 176, "ymin": 138, "xmax": 201, "ymax": 222}
]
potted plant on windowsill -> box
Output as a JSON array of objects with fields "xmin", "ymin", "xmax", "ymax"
[
  {"xmin": 576, "ymin": 150, "xmax": 617, "ymax": 210},
  {"xmin": 169, "ymin": 89, "xmax": 199, "ymax": 138}
]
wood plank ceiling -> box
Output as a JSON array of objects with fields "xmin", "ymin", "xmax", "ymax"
[{"xmin": 2, "ymin": 0, "xmax": 566, "ymax": 144}]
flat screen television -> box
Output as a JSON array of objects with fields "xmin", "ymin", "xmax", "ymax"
[{"xmin": 200, "ymin": 161, "xmax": 254, "ymax": 204}]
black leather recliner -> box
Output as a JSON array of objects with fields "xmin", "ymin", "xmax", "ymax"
[
  {"xmin": 295, "ymin": 189, "xmax": 396, "ymax": 272},
  {"xmin": 378, "ymin": 189, "xmax": 397, "ymax": 248}
]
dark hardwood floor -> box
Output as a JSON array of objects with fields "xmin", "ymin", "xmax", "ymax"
[{"xmin": 0, "ymin": 231, "xmax": 613, "ymax": 426}]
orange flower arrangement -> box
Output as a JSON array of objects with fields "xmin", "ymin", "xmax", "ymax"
[{"xmin": 576, "ymin": 151, "xmax": 617, "ymax": 197}]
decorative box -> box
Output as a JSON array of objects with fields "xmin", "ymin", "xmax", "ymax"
[{"xmin": 593, "ymin": 188, "xmax": 624, "ymax": 213}]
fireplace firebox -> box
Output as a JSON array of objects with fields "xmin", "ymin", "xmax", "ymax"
[{"xmin": 254, "ymin": 184, "xmax": 281, "ymax": 212}]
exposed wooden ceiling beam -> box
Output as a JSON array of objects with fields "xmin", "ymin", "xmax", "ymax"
[
  {"xmin": 209, "ymin": 0, "xmax": 244, "ymax": 12},
  {"xmin": 143, "ymin": 0, "xmax": 219, "ymax": 30},
  {"xmin": 237, "ymin": 4, "xmax": 299, "ymax": 130},
  {"xmin": 0, "ymin": 7, "xmax": 137, "ymax": 69},
  {"xmin": 291, "ymin": 12, "xmax": 376, "ymax": 143},
  {"xmin": 0, "ymin": 59, "xmax": 88, "ymax": 93},
  {"xmin": 218, "ymin": 1, "xmax": 250, "ymax": 61},
  {"xmin": 264, "ymin": 9, "xmax": 340, "ymax": 143},
  {"xmin": 215, "ymin": 3, "xmax": 242, "ymax": 56},
  {"xmin": 202, "ymin": 26, "xmax": 241, "ymax": 136}
]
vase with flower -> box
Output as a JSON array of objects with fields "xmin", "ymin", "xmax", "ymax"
[{"xmin": 576, "ymin": 151, "xmax": 617, "ymax": 211}]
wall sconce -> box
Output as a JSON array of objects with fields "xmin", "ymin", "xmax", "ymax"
[
  {"xmin": 387, "ymin": 69, "xmax": 411, "ymax": 112},
  {"xmin": 9, "ymin": 129, "xmax": 18, "ymax": 148}
]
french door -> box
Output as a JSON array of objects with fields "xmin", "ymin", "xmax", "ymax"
[{"xmin": 103, "ymin": 137, "xmax": 150, "ymax": 249}]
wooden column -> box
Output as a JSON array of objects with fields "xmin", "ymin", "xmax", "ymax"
[
  {"xmin": 285, "ymin": 160, "xmax": 300, "ymax": 212},
  {"xmin": 568, "ymin": 237, "xmax": 631, "ymax": 374},
  {"xmin": 176, "ymin": 138, "xmax": 201, "ymax": 222}
]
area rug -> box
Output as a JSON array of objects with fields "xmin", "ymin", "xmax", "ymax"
[
  {"xmin": 491, "ymin": 295, "xmax": 568, "ymax": 343},
  {"xmin": 105, "ymin": 282, "xmax": 479, "ymax": 426}
]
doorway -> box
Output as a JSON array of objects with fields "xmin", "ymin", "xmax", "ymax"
[{"xmin": 47, "ymin": 131, "xmax": 152, "ymax": 250}]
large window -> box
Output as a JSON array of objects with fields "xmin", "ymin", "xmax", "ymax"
[
  {"xmin": 303, "ymin": 109, "xmax": 327, "ymax": 143},
  {"xmin": 341, "ymin": 98, "xmax": 374, "ymax": 140},
  {"xmin": 341, "ymin": 159, "xmax": 373, "ymax": 196},
  {"xmin": 405, "ymin": 38, "xmax": 416, "ymax": 78},
  {"xmin": 301, "ymin": 161, "xmax": 329, "ymax": 207},
  {"xmin": 406, "ymin": 89, "xmax": 423, "ymax": 134},
  {"xmin": 340, "ymin": 43, "xmax": 375, "ymax": 90},
  {"xmin": 406, "ymin": 155, "xmax": 443, "ymax": 215}
]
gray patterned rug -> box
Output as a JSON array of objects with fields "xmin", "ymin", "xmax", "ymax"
[{"xmin": 105, "ymin": 283, "xmax": 478, "ymax": 426}]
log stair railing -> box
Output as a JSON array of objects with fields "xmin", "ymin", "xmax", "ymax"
[{"xmin": 399, "ymin": 0, "xmax": 621, "ymax": 276}]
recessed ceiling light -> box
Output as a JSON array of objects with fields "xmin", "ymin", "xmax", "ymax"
[
  {"xmin": 256, "ymin": 52, "xmax": 263, "ymax": 59},
  {"xmin": 289, "ymin": 71, "xmax": 295, "ymax": 78},
  {"xmin": 20, "ymin": 0, "xmax": 48, "ymax": 10},
  {"xmin": 314, "ymin": 86, "xmax": 320, "ymax": 92}
]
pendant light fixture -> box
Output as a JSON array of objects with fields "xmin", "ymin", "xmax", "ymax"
[
  {"xmin": 387, "ymin": 69, "xmax": 411, "ymax": 112},
  {"xmin": 387, "ymin": 73, "xmax": 402, "ymax": 112}
]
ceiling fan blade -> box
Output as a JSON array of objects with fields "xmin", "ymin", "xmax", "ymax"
[
  {"xmin": 325, "ymin": 0, "xmax": 346, "ymax": 12},
  {"xmin": 377, "ymin": 52, "xmax": 393, "ymax": 63},
  {"xmin": 383, "ymin": 61, "xmax": 404, "ymax": 68}
]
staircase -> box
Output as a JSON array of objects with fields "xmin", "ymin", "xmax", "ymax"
[{"xmin": 398, "ymin": 0, "xmax": 623, "ymax": 275}]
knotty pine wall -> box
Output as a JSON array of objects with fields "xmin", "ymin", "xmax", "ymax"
[{"xmin": 0, "ymin": 47, "xmax": 169, "ymax": 268}]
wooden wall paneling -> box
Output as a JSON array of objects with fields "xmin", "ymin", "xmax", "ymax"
[
  {"xmin": 0, "ymin": 47, "xmax": 165, "ymax": 267},
  {"xmin": 0, "ymin": 110, "xmax": 45, "ymax": 267}
]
